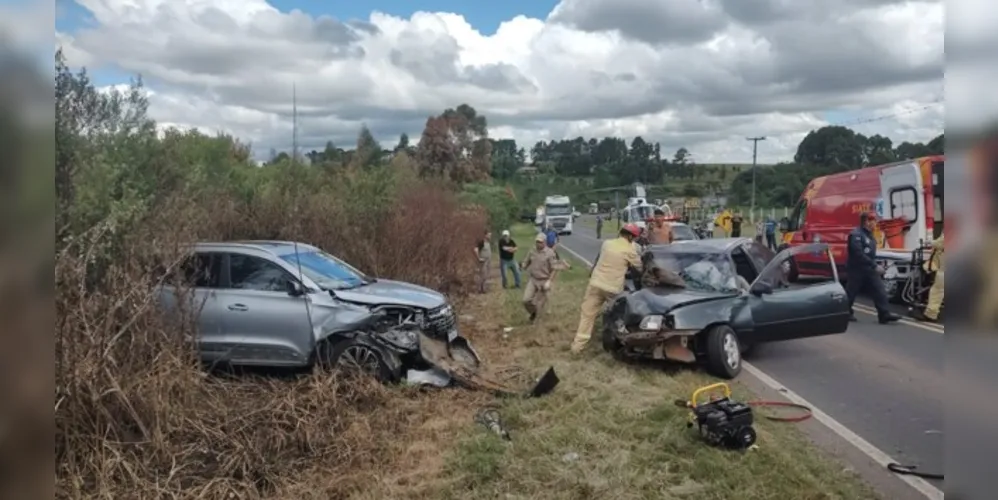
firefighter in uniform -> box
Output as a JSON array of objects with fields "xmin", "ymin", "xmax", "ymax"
[
  {"xmin": 570, "ymin": 224, "xmax": 642, "ymax": 354},
  {"xmin": 912, "ymin": 233, "xmax": 944, "ymax": 323}
]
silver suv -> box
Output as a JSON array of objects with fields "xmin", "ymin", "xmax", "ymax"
[{"xmin": 157, "ymin": 241, "xmax": 467, "ymax": 382}]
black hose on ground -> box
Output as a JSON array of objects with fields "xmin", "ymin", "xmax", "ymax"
[{"xmin": 887, "ymin": 463, "xmax": 943, "ymax": 480}]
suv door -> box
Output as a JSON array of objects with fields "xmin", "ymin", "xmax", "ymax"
[
  {"xmin": 743, "ymin": 243, "xmax": 850, "ymax": 343},
  {"xmin": 218, "ymin": 252, "xmax": 315, "ymax": 366},
  {"xmin": 158, "ymin": 252, "xmax": 226, "ymax": 363}
]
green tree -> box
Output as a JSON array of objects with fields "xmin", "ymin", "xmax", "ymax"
[
  {"xmin": 490, "ymin": 138, "xmax": 523, "ymax": 180},
  {"xmin": 353, "ymin": 124, "xmax": 381, "ymax": 168},
  {"xmin": 794, "ymin": 126, "xmax": 867, "ymax": 170}
]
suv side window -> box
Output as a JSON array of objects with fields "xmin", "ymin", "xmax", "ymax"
[
  {"xmin": 179, "ymin": 253, "xmax": 221, "ymax": 288},
  {"xmin": 228, "ymin": 254, "xmax": 293, "ymax": 292}
]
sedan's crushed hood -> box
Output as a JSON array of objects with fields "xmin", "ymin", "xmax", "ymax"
[
  {"xmin": 334, "ymin": 279, "xmax": 447, "ymax": 309},
  {"xmin": 626, "ymin": 288, "xmax": 734, "ymax": 314}
]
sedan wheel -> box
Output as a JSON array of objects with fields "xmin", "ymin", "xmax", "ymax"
[
  {"xmin": 722, "ymin": 333, "xmax": 741, "ymax": 371},
  {"xmin": 703, "ymin": 324, "xmax": 742, "ymax": 379}
]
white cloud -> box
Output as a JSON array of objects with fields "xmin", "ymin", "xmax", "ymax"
[{"xmin": 57, "ymin": 0, "xmax": 946, "ymax": 163}]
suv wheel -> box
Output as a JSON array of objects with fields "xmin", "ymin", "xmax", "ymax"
[
  {"xmin": 321, "ymin": 339, "xmax": 401, "ymax": 383},
  {"xmin": 703, "ymin": 325, "xmax": 742, "ymax": 379}
]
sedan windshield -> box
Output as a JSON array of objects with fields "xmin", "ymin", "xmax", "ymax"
[
  {"xmin": 670, "ymin": 224, "xmax": 696, "ymax": 241},
  {"xmin": 279, "ymin": 251, "xmax": 368, "ymax": 290},
  {"xmin": 647, "ymin": 249, "xmax": 742, "ymax": 293}
]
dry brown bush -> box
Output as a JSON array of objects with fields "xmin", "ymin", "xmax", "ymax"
[{"xmin": 55, "ymin": 179, "xmax": 490, "ymax": 499}]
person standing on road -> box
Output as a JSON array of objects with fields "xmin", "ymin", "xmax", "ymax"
[
  {"xmin": 754, "ymin": 218, "xmax": 764, "ymax": 244},
  {"xmin": 474, "ymin": 229, "xmax": 493, "ymax": 294},
  {"xmin": 764, "ymin": 216, "xmax": 778, "ymax": 250},
  {"xmin": 570, "ymin": 224, "xmax": 643, "ymax": 354},
  {"xmin": 595, "ymin": 215, "xmax": 604, "ymax": 239},
  {"xmin": 912, "ymin": 233, "xmax": 944, "ymax": 323},
  {"xmin": 498, "ymin": 230, "xmax": 521, "ymax": 289},
  {"xmin": 846, "ymin": 212, "xmax": 901, "ymax": 323},
  {"xmin": 521, "ymin": 233, "xmax": 559, "ymax": 323},
  {"xmin": 730, "ymin": 212, "xmax": 744, "ymax": 237}
]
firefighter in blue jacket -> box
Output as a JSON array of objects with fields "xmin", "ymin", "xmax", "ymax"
[{"xmin": 846, "ymin": 212, "xmax": 901, "ymax": 323}]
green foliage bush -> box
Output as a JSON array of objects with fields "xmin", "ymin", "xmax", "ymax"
[{"xmin": 459, "ymin": 182, "xmax": 519, "ymax": 233}]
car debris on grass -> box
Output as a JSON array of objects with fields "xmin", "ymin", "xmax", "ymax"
[{"xmin": 430, "ymin": 224, "xmax": 879, "ymax": 500}]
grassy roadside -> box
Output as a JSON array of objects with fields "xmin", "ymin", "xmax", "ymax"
[{"xmin": 432, "ymin": 223, "xmax": 876, "ymax": 500}]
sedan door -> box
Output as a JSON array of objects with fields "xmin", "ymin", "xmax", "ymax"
[
  {"xmin": 743, "ymin": 243, "xmax": 850, "ymax": 343},
  {"xmin": 217, "ymin": 252, "xmax": 315, "ymax": 366}
]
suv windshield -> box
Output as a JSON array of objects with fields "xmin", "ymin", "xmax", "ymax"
[
  {"xmin": 546, "ymin": 205, "xmax": 572, "ymax": 216},
  {"xmin": 646, "ymin": 249, "xmax": 741, "ymax": 293},
  {"xmin": 279, "ymin": 251, "xmax": 368, "ymax": 290}
]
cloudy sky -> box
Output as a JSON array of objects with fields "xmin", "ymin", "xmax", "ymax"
[{"xmin": 51, "ymin": 0, "xmax": 951, "ymax": 163}]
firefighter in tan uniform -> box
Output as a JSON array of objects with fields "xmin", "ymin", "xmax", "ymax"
[
  {"xmin": 913, "ymin": 233, "xmax": 944, "ymax": 323},
  {"xmin": 521, "ymin": 233, "xmax": 560, "ymax": 323},
  {"xmin": 570, "ymin": 224, "xmax": 643, "ymax": 354}
]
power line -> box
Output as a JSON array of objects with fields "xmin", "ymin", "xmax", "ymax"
[{"xmin": 828, "ymin": 100, "xmax": 943, "ymax": 129}]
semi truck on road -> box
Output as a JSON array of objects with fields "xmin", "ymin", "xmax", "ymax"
[{"xmin": 543, "ymin": 195, "xmax": 574, "ymax": 235}]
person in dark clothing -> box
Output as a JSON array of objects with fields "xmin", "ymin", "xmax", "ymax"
[
  {"xmin": 595, "ymin": 215, "xmax": 603, "ymax": 239},
  {"xmin": 498, "ymin": 229, "xmax": 521, "ymax": 289},
  {"xmin": 730, "ymin": 213, "xmax": 743, "ymax": 237},
  {"xmin": 845, "ymin": 212, "xmax": 901, "ymax": 323}
]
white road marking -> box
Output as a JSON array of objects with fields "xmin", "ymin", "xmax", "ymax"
[
  {"xmin": 743, "ymin": 365, "xmax": 943, "ymax": 500},
  {"xmin": 853, "ymin": 304, "xmax": 944, "ymax": 333},
  {"xmin": 558, "ymin": 238, "xmax": 945, "ymax": 500}
]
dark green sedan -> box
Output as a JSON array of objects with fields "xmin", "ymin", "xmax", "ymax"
[{"xmin": 602, "ymin": 239, "xmax": 850, "ymax": 379}]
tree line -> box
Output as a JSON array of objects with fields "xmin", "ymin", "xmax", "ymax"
[
  {"xmin": 726, "ymin": 126, "xmax": 943, "ymax": 207},
  {"xmin": 290, "ymin": 109, "xmax": 942, "ymax": 208}
]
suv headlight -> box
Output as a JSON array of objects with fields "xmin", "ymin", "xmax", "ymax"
[{"xmin": 639, "ymin": 315, "xmax": 664, "ymax": 331}]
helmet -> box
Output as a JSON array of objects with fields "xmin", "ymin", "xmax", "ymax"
[{"xmin": 622, "ymin": 223, "xmax": 641, "ymax": 237}]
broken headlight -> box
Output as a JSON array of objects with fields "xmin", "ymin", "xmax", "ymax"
[
  {"xmin": 639, "ymin": 315, "xmax": 664, "ymax": 331},
  {"xmin": 638, "ymin": 314, "xmax": 676, "ymax": 331}
]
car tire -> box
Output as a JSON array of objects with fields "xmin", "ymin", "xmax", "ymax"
[
  {"xmin": 321, "ymin": 338, "xmax": 401, "ymax": 383},
  {"xmin": 601, "ymin": 319, "xmax": 622, "ymax": 353},
  {"xmin": 702, "ymin": 324, "xmax": 742, "ymax": 379}
]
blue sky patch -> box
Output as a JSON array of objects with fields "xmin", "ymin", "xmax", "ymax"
[
  {"xmin": 55, "ymin": 0, "xmax": 560, "ymax": 85},
  {"xmin": 269, "ymin": 0, "xmax": 557, "ymax": 34}
]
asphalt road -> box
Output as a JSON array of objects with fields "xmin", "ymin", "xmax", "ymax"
[{"xmin": 558, "ymin": 223, "xmax": 944, "ymax": 494}]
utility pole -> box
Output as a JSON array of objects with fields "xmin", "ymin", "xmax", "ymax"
[{"xmin": 746, "ymin": 136, "xmax": 766, "ymax": 223}]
